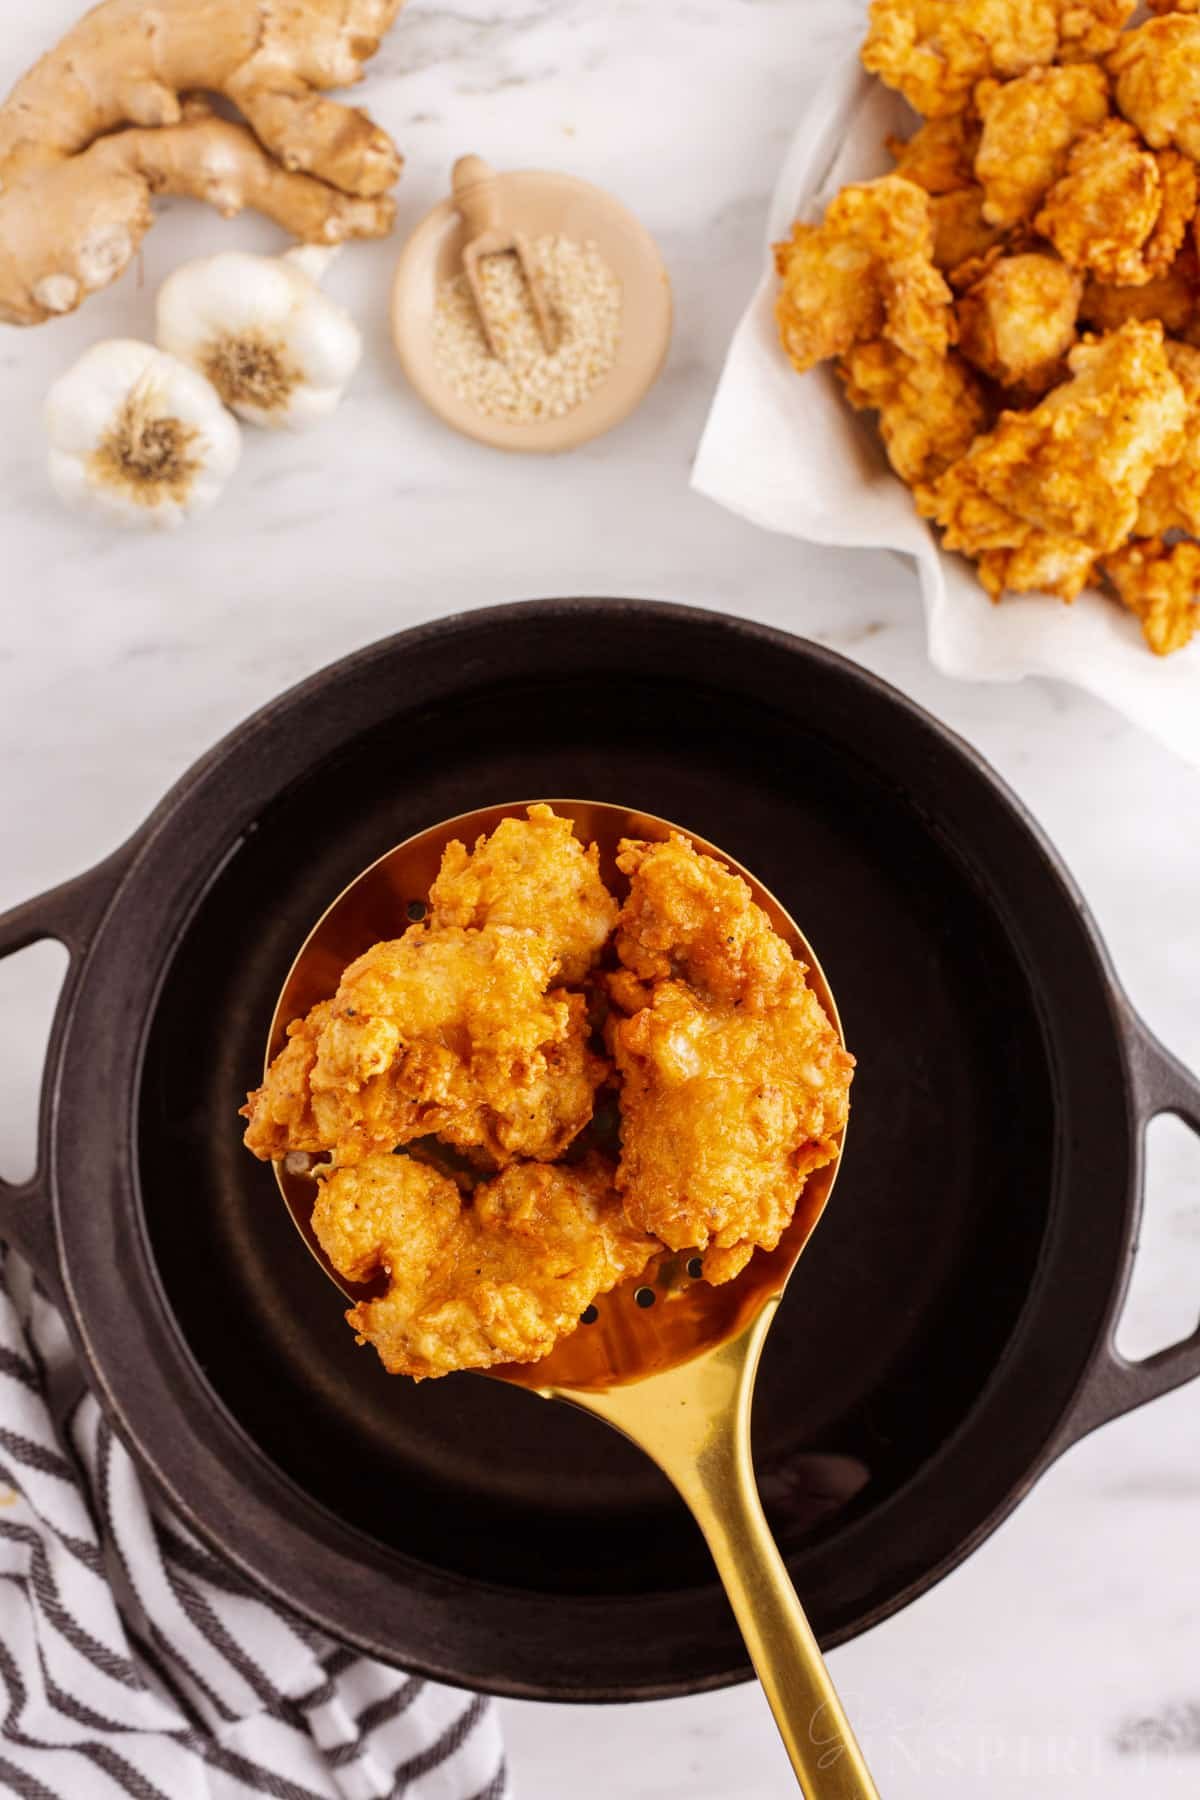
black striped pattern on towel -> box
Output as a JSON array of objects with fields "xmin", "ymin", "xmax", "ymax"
[{"xmin": 0, "ymin": 1244, "xmax": 508, "ymax": 1800}]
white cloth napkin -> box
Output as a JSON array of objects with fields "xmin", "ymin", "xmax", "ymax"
[
  {"xmin": 692, "ymin": 49, "xmax": 1200, "ymax": 771},
  {"xmin": 0, "ymin": 1245, "xmax": 508, "ymax": 1800}
]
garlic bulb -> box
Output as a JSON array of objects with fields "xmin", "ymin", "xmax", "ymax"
[
  {"xmin": 156, "ymin": 247, "xmax": 363, "ymax": 430},
  {"xmin": 45, "ymin": 340, "xmax": 241, "ymax": 529}
]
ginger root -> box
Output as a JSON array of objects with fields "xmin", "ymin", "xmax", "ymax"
[{"xmin": 0, "ymin": 0, "xmax": 406, "ymax": 326}]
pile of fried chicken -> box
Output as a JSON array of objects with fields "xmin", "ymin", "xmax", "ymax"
[
  {"xmin": 775, "ymin": 0, "xmax": 1200, "ymax": 657},
  {"xmin": 242, "ymin": 806, "xmax": 854, "ymax": 1380}
]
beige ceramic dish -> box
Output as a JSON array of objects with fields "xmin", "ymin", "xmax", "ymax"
[{"xmin": 391, "ymin": 163, "xmax": 673, "ymax": 452}]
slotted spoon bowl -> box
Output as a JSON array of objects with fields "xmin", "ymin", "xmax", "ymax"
[{"xmin": 265, "ymin": 798, "xmax": 878, "ymax": 1798}]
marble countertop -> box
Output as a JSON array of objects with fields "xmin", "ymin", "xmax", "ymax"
[{"xmin": 2, "ymin": 2, "xmax": 1200, "ymax": 1795}]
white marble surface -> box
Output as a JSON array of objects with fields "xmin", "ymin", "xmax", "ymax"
[{"xmin": 1, "ymin": 2, "xmax": 1200, "ymax": 1795}]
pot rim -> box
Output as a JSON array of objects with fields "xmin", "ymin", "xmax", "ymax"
[{"xmin": 7, "ymin": 597, "xmax": 1189, "ymax": 1699}]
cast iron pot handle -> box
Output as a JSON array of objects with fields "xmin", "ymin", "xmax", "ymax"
[
  {"xmin": 0, "ymin": 849, "xmax": 132, "ymax": 1295},
  {"xmin": 1061, "ymin": 1003, "xmax": 1200, "ymax": 1448}
]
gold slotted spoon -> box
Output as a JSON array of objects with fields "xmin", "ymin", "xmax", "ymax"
[{"xmin": 265, "ymin": 800, "xmax": 879, "ymax": 1800}]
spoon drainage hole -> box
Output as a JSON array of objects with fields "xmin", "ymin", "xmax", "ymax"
[
  {"xmin": 634, "ymin": 1287, "xmax": 656, "ymax": 1309},
  {"xmin": 406, "ymin": 900, "xmax": 427, "ymax": 921},
  {"xmin": 686, "ymin": 1256, "xmax": 703, "ymax": 1279},
  {"xmin": 580, "ymin": 1305, "xmax": 599, "ymax": 1325}
]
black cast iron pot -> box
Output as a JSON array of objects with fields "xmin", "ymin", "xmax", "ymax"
[{"xmin": 2, "ymin": 599, "xmax": 1198, "ymax": 1702}]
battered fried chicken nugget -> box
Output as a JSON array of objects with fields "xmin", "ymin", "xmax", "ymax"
[
  {"xmin": 975, "ymin": 64, "xmax": 1110, "ymax": 228},
  {"xmin": 956, "ymin": 252, "xmax": 1082, "ymax": 390},
  {"xmin": 863, "ymin": 0, "xmax": 1132, "ymax": 118},
  {"xmin": 839, "ymin": 341, "xmax": 990, "ymax": 486},
  {"xmin": 1036, "ymin": 121, "xmax": 1196, "ymax": 285},
  {"xmin": 1109, "ymin": 15, "xmax": 1200, "ymax": 161},
  {"xmin": 975, "ymin": 533, "xmax": 1098, "ymax": 601},
  {"xmin": 930, "ymin": 189, "xmax": 1009, "ymax": 279},
  {"xmin": 428, "ymin": 803, "xmax": 618, "ymax": 985},
  {"xmin": 921, "ymin": 451, "xmax": 1097, "ymax": 600},
  {"xmin": 774, "ymin": 176, "xmax": 953, "ymax": 375},
  {"xmin": 1103, "ymin": 537, "xmax": 1200, "ymax": 654},
  {"xmin": 313, "ymin": 1153, "xmax": 656, "ymax": 1379},
  {"xmin": 1079, "ymin": 246, "xmax": 1199, "ymax": 335},
  {"xmin": 927, "ymin": 319, "xmax": 1186, "ymax": 560},
  {"xmin": 243, "ymin": 808, "xmax": 617, "ymax": 1166},
  {"xmin": 888, "ymin": 113, "xmax": 981, "ymax": 194},
  {"xmin": 1136, "ymin": 340, "xmax": 1200, "ymax": 535},
  {"xmin": 243, "ymin": 927, "xmax": 604, "ymax": 1166},
  {"xmin": 607, "ymin": 836, "xmax": 854, "ymax": 1286}
]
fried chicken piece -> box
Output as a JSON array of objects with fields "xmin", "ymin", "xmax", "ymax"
[
  {"xmin": 313, "ymin": 1153, "xmax": 657, "ymax": 1378},
  {"xmin": 927, "ymin": 319, "xmax": 1186, "ymax": 559},
  {"xmin": 1147, "ymin": 151, "xmax": 1199, "ymax": 280},
  {"xmin": 975, "ymin": 534, "xmax": 1098, "ymax": 600},
  {"xmin": 862, "ymin": 0, "xmax": 1132, "ymax": 119},
  {"xmin": 243, "ymin": 926, "xmax": 604, "ymax": 1166},
  {"xmin": 243, "ymin": 807, "xmax": 617, "ymax": 1166},
  {"xmin": 1136, "ymin": 340, "xmax": 1200, "ymax": 534},
  {"xmin": 920, "ymin": 457, "xmax": 1097, "ymax": 597},
  {"xmin": 956, "ymin": 252, "xmax": 1082, "ymax": 390},
  {"xmin": 1109, "ymin": 15, "xmax": 1200, "ymax": 161},
  {"xmin": 1036, "ymin": 121, "xmax": 1196, "ymax": 285},
  {"xmin": 607, "ymin": 836, "xmax": 853, "ymax": 1285},
  {"xmin": 1103, "ymin": 537, "xmax": 1200, "ymax": 654},
  {"xmin": 1079, "ymin": 245, "xmax": 1199, "ymax": 335},
  {"xmin": 774, "ymin": 175, "xmax": 953, "ymax": 374},
  {"xmin": 930, "ymin": 189, "xmax": 1009, "ymax": 279},
  {"xmin": 427, "ymin": 803, "xmax": 618, "ymax": 985},
  {"xmin": 888, "ymin": 113, "xmax": 981, "ymax": 194},
  {"xmin": 839, "ymin": 341, "xmax": 989, "ymax": 485},
  {"xmin": 975, "ymin": 65, "xmax": 1111, "ymax": 229}
]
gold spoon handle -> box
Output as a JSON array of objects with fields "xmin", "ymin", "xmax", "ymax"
[
  {"xmin": 681, "ymin": 1427, "xmax": 879, "ymax": 1798},
  {"xmin": 570, "ymin": 1309, "xmax": 879, "ymax": 1799}
]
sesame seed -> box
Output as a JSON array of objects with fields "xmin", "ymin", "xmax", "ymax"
[{"xmin": 432, "ymin": 234, "xmax": 622, "ymax": 423}]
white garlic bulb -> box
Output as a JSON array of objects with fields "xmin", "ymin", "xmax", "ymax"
[
  {"xmin": 45, "ymin": 340, "xmax": 241, "ymax": 529},
  {"xmin": 155, "ymin": 247, "xmax": 363, "ymax": 430}
]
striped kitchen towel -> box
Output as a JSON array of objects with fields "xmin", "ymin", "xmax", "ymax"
[{"xmin": 0, "ymin": 1243, "xmax": 509, "ymax": 1800}]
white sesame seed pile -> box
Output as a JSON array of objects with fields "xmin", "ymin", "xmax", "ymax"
[{"xmin": 432, "ymin": 234, "xmax": 622, "ymax": 423}]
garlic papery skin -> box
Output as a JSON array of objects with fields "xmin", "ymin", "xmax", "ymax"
[
  {"xmin": 45, "ymin": 340, "xmax": 241, "ymax": 530},
  {"xmin": 155, "ymin": 248, "xmax": 363, "ymax": 430}
]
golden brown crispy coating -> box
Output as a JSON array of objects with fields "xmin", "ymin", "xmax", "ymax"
[
  {"xmin": 927, "ymin": 320, "xmax": 1186, "ymax": 559},
  {"xmin": 243, "ymin": 926, "xmax": 604, "ymax": 1165},
  {"xmin": 1079, "ymin": 246, "xmax": 1199, "ymax": 334},
  {"xmin": 241, "ymin": 999, "xmax": 330, "ymax": 1159},
  {"xmin": 862, "ymin": 0, "xmax": 1132, "ymax": 118},
  {"xmin": 1109, "ymin": 15, "xmax": 1200, "ymax": 160},
  {"xmin": 839, "ymin": 341, "xmax": 990, "ymax": 485},
  {"xmin": 888, "ymin": 113, "xmax": 981, "ymax": 194},
  {"xmin": 956, "ymin": 252, "xmax": 1082, "ymax": 389},
  {"xmin": 1147, "ymin": 151, "xmax": 1199, "ymax": 279},
  {"xmin": 1057, "ymin": 0, "xmax": 1141, "ymax": 54},
  {"xmin": 774, "ymin": 176, "xmax": 953, "ymax": 375},
  {"xmin": 1035, "ymin": 121, "xmax": 1160, "ymax": 284},
  {"xmin": 930, "ymin": 189, "xmax": 1009, "ymax": 279},
  {"xmin": 607, "ymin": 836, "xmax": 853, "ymax": 1285},
  {"xmin": 313, "ymin": 1153, "xmax": 656, "ymax": 1378},
  {"xmin": 428, "ymin": 803, "xmax": 618, "ymax": 986},
  {"xmin": 243, "ymin": 807, "xmax": 617, "ymax": 1167},
  {"xmin": 1036, "ymin": 122, "xmax": 1197, "ymax": 285},
  {"xmin": 1103, "ymin": 537, "xmax": 1200, "ymax": 653},
  {"xmin": 976, "ymin": 534, "xmax": 1098, "ymax": 601},
  {"xmin": 1135, "ymin": 340, "xmax": 1200, "ymax": 534},
  {"xmin": 975, "ymin": 65, "xmax": 1110, "ymax": 229},
  {"xmin": 920, "ymin": 458, "xmax": 1098, "ymax": 598}
]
